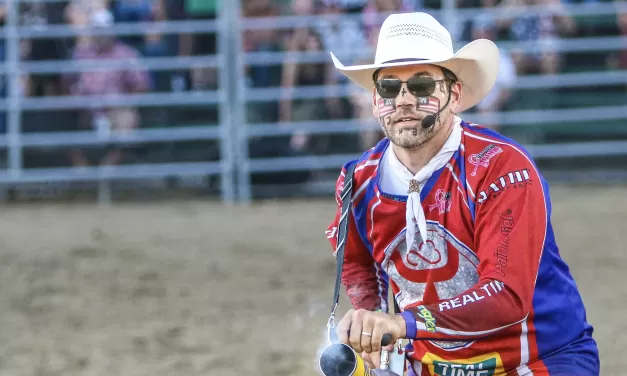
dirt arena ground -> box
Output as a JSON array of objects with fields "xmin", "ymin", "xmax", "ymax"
[{"xmin": 0, "ymin": 185, "xmax": 624, "ymax": 376}]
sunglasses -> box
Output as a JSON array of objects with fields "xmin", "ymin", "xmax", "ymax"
[{"xmin": 375, "ymin": 75, "xmax": 450, "ymax": 99}]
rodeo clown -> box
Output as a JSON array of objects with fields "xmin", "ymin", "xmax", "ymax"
[{"xmin": 326, "ymin": 12, "xmax": 600, "ymax": 376}]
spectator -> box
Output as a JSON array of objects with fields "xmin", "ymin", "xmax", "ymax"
[
  {"xmin": 279, "ymin": 0, "xmax": 333, "ymax": 153},
  {"xmin": 606, "ymin": 7, "xmax": 627, "ymax": 69},
  {"xmin": 280, "ymin": 27, "xmax": 329, "ymax": 150},
  {"xmin": 63, "ymin": 9, "xmax": 150, "ymax": 168},
  {"xmin": 183, "ymin": 0, "xmax": 219, "ymax": 97},
  {"xmin": 139, "ymin": 0, "xmax": 173, "ymax": 92},
  {"xmin": 21, "ymin": 1, "xmax": 68, "ymax": 97},
  {"xmin": 348, "ymin": 26, "xmax": 384, "ymax": 150},
  {"xmin": 111, "ymin": 0, "xmax": 154, "ymax": 23},
  {"xmin": 242, "ymin": 0, "xmax": 282, "ymax": 91},
  {"xmin": 315, "ymin": 1, "xmax": 367, "ymax": 121},
  {"xmin": 247, "ymin": 0, "xmax": 314, "ymax": 186},
  {"xmin": 472, "ymin": 14, "xmax": 517, "ymax": 130},
  {"xmin": 242, "ymin": 0, "xmax": 283, "ymax": 125},
  {"xmin": 111, "ymin": 0, "xmax": 156, "ymax": 50},
  {"xmin": 320, "ymin": 0, "xmax": 368, "ymax": 13},
  {"xmin": 65, "ymin": 0, "xmax": 110, "ymax": 48},
  {"xmin": 362, "ymin": 0, "xmax": 413, "ymax": 40},
  {"xmin": 499, "ymin": 0, "xmax": 576, "ymax": 75}
]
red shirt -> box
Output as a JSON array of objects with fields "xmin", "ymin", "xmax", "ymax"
[{"xmin": 326, "ymin": 121, "xmax": 595, "ymax": 374}]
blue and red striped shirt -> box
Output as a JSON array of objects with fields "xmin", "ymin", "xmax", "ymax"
[{"xmin": 327, "ymin": 121, "xmax": 598, "ymax": 375}]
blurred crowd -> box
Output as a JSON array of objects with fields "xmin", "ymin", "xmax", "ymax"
[
  {"xmin": 0, "ymin": 0, "xmax": 624, "ymax": 179},
  {"xmin": 240, "ymin": 0, "xmax": 626, "ymax": 185}
]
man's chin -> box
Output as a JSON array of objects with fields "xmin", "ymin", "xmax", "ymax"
[{"xmin": 389, "ymin": 136, "xmax": 425, "ymax": 149}]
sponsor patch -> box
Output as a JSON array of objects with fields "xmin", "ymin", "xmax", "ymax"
[
  {"xmin": 494, "ymin": 209, "xmax": 513, "ymax": 277},
  {"xmin": 468, "ymin": 144, "xmax": 503, "ymax": 177},
  {"xmin": 417, "ymin": 305, "xmax": 437, "ymax": 333},
  {"xmin": 421, "ymin": 352, "xmax": 506, "ymax": 376},
  {"xmin": 428, "ymin": 189, "xmax": 452, "ymax": 214},
  {"xmin": 477, "ymin": 169, "xmax": 532, "ymax": 204},
  {"xmin": 438, "ymin": 281, "xmax": 506, "ymax": 312}
]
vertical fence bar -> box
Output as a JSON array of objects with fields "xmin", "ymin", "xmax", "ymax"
[
  {"xmin": 230, "ymin": 0, "xmax": 251, "ymax": 203},
  {"xmin": 217, "ymin": 0, "xmax": 236, "ymax": 204},
  {"xmin": 6, "ymin": 0, "xmax": 22, "ymax": 186},
  {"xmin": 98, "ymin": 179, "xmax": 112, "ymax": 206}
]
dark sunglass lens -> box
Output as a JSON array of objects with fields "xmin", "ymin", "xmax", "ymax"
[
  {"xmin": 376, "ymin": 79, "xmax": 402, "ymax": 98},
  {"xmin": 408, "ymin": 76, "xmax": 437, "ymax": 97}
]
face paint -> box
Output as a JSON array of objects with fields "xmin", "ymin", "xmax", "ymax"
[
  {"xmin": 417, "ymin": 96, "xmax": 440, "ymax": 114},
  {"xmin": 401, "ymin": 87, "xmax": 407, "ymax": 96},
  {"xmin": 377, "ymin": 97, "xmax": 396, "ymax": 117}
]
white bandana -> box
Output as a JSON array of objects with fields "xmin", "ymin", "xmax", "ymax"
[{"xmin": 381, "ymin": 117, "xmax": 462, "ymax": 249}]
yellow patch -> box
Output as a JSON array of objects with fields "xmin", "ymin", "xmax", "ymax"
[{"xmin": 421, "ymin": 352, "xmax": 507, "ymax": 376}]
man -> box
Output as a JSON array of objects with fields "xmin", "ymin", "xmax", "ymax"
[
  {"xmin": 326, "ymin": 12, "xmax": 599, "ymax": 375},
  {"xmin": 64, "ymin": 9, "xmax": 150, "ymax": 168}
]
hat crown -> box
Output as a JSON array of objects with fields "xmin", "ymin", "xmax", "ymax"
[{"xmin": 374, "ymin": 13, "xmax": 454, "ymax": 65}]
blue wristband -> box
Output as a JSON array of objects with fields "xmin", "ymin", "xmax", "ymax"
[{"xmin": 400, "ymin": 310, "xmax": 417, "ymax": 339}]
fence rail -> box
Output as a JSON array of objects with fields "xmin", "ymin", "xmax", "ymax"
[
  {"xmin": 246, "ymin": 104, "xmax": 627, "ymax": 137},
  {"xmin": 241, "ymin": 2, "xmax": 624, "ymax": 30},
  {"xmin": 0, "ymin": 126, "xmax": 223, "ymax": 148},
  {"xmin": 0, "ymin": 0, "xmax": 624, "ymax": 204},
  {"xmin": 245, "ymin": 35, "xmax": 627, "ymax": 65},
  {"xmin": 0, "ymin": 162, "xmax": 224, "ymax": 183},
  {"xmin": 6, "ymin": 55, "xmax": 222, "ymax": 74}
]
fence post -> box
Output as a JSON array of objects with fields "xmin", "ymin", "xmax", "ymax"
[
  {"xmin": 217, "ymin": 0, "xmax": 237, "ymax": 204},
  {"xmin": 222, "ymin": 0, "xmax": 251, "ymax": 203},
  {"xmin": 231, "ymin": 0, "xmax": 251, "ymax": 203},
  {"xmin": 6, "ymin": 0, "xmax": 22, "ymax": 197}
]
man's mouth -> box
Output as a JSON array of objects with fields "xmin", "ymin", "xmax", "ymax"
[{"xmin": 394, "ymin": 115, "xmax": 420, "ymax": 126}]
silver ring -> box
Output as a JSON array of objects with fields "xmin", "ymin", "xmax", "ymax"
[{"xmin": 361, "ymin": 332, "xmax": 372, "ymax": 337}]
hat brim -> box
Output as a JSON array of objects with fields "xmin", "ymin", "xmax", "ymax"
[{"xmin": 330, "ymin": 39, "xmax": 500, "ymax": 113}]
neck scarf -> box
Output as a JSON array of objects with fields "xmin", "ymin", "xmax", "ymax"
[{"xmin": 387, "ymin": 117, "xmax": 462, "ymax": 249}]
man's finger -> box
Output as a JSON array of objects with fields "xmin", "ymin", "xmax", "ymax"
[
  {"xmin": 337, "ymin": 309, "xmax": 353, "ymax": 345},
  {"xmin": 361, "ymin": 313, "xmax": 374, "ymax": 353},
  {"xmin": 361, "ymin": 351, "xmax": 376, "ymax": 369},
  {"xmin": 370, "ymin": 325, "xmax": 383, "ymax": 353},
  {"xmin": 369, "ymin": 349, "xmax": 382, "ymax": 368},
  {"xmin": 360, "ymin": 330, "xmax": 373, "ymax": 354},
  {"xmin": 349, "ymin": 311, "xmax": 364, "ymax": 353}
]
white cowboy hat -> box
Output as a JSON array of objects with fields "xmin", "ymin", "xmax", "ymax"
[{"xmin": 330, "ymin": 12, "xmax": 500, "ymax": 112}]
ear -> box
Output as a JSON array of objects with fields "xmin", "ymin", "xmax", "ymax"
[
  {"xmin": 450, "ymin": 81, "xmax": 463, "ymax": 113},
  {"xmin": 371, "ymin": 88, "xmax": 379, "ymax": 118}
]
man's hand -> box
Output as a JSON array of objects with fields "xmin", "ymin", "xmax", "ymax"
[{"xmin": 336, "ymin": 309, "xmax": 406, "ymax": 354}]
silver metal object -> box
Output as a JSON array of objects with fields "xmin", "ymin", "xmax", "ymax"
[
  {"xmin": 389, "ymin": 340, "xmax": 406, "ymax": 375},
  {"xmin": 380, "ymin": 348, "xmax": 391, "ymax": 370}
]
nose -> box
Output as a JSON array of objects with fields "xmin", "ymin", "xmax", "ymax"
[{"xmin": 393, "ymin": 82, "xmax": 414, "ymax": 108}]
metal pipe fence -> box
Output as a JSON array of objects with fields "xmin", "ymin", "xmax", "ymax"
[{"xmin": 0, "ymin": 0, "xmax": 624, "ymax": 204}]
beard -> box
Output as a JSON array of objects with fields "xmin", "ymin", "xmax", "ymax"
[{"xmin": 380, "ymin": 115, "xmax": 439, "ymax": 149}]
